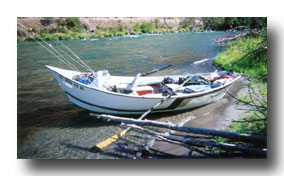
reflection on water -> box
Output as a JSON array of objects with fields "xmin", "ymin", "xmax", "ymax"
[{"xmin": 17, "ymin": 32, "xmax": 225, "ymax": 158}]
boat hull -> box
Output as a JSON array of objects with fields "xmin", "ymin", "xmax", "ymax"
[
  {"xmin": 64, "ymin": 88, "xmax": 227, "ymax": 115},
  {"xmin": 47, "ymin": 66, "xmax": 238, "ymax": 115}
]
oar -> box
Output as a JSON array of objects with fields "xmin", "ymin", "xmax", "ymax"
[
  {"xmin": 89, "ymin": 74, "xmax": 194, "ymax": 152},
  {"xmin": 141, "ymin": 64, "xmax": 172, "ymax": 76}
]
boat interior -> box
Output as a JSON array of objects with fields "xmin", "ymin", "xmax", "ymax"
[{"xmin": 72, "ymin": 70, "xmax": 240, "ymax": 97}]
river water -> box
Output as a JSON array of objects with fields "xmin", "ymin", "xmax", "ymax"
[{"xmin": 18, "ymin": 32, "xmax": 235, "ymax": 159}]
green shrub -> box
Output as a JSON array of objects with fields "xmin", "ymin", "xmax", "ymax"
[
  {"xmin": 58, "ymin": 34, "xmax": 65, "ymax": 40},
  {"xmin": 152, "ymin": 29, "xmax": 160, "ymax": 33},
  {"xmin": 133, "ymin": 31, "xmax": 141, "ymax": 35},
  {"xmin": 95, "ymin": 31, "xmax": 103, "ymax": 38},
  {"xmin": 57, "ymin": 33, "xmax": 69, "ymax": 40},
  {"xmin": 228, "ymin": 113, "xmax": 267, "ymax": 136},
  {"xmin": 213, "ymin": 31, "xmax": 267, "ymax": 155},
  {"xmin": 17, "ymin": 36, "xmax": 23, "ymax": 42},
  {"xmin": 124, "ymin": 30, "xmax": 130, "ymax": 35},
  {"xmin": 56, "ymin": 17, "xmax": 83, "ymax": 33},
  {"xmin": 180, "ymin": 20, "xmax": 191, "ymax": 29},
  {"xmin": 202, "ymin": 17, "xmax": 267, "ymax": 30},
  {"xmin": 70, "ymin": 33, "xmax": 85, "ymax": 40},
  {"xmin": 39, "ymin": 27, "xmax": 59, "ymax": 34},
  {"xmin": 215, "ymin": 33, "xmax": 267, "ymax": 140},
  {"xmin": 50, "ymin": 28, "xmax": 59, "ymax": 34},
  {"xmin": 133, "ymin": 23, "xmax": 141, "ymax": 34},
  {"xmin": 161, "ymin": 28, "xmax": 167, "ymax": 33},
  {"xmin": 24, "ymin": 37, "xmax": 34, "ymax": 41},
  {"xmin": 116, "ymin": 24, "xmax": 124, "ymax": 32},
  {"xmin": 85, "ymin": 34, "xmax": 92, "ymax": 39},
  {"xmin": 69, "ymin": 33, "xmax": 78, "ymax": 40},
  {"xmin": 40, "ymin": 34, "xmax": 50, "ymax": 41},
  {"xmin": 48, "ymin": 34, "xmax": 59, "ymax": 41},
  {"xmin": 227, "ymin": 83, "xmax": 267, "ymax": 136},
  {"xmin": 103, "ymin": 32, "xmax": 111, "ymax": 37},
  {"xmin": 39, "ymin": 28, "xmax": 49, "ymax": 34},
  {"xmin": 178, "ymin": 28, "xmax": 186, "ymax": 32},
  {"xmin": 57, "ymin": 26, "xmax": 69, "ymax": 33},
  {"xmin": 78, "ymin": 34, "xmax": 86, "ymax": 39},
  {"xmin": 89, "ymin": 33, "xmax": 97, "ymax": 39},
  {"xmin": 140, "ymin": 22, "xmax": 154, "ymax": 33},
  {"xmin": 40, "ymin": 17, "xmax": 54, "ymax": 26},
  {"xmin": 215, "ymin": 36, "xmax": 267, "ymax": 76},
  {"xmin": 166, "ymin": 28, "xmax": 175, "ymax": 33},
  {"xmin": 34, "ymin": 35, "xmax": 43, "ymax": 41},
  {"xmin": 154, "ymin": 18, "xmax": 161, "ymax": 29},
  {"xmin": 65, "ymin": 17, "xmax": 83, "ymax": 33},
  {"xmin": 56, "ymin": 19, "xmax": 66, "ymax": 26}
]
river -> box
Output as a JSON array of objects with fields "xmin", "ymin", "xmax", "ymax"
[{"xmin": 17, "ymin": 32, "xmax": 243, "ymax": 159}]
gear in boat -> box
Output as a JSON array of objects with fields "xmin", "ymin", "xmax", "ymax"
[{"xmin": 72, "ymin": 70, "xmax": 239, "ymax": 97}]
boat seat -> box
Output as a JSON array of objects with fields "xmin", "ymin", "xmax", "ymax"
[
  {"xmin": 129, "ymin": 73, "xmax": 141, "ymax": 89},
  {"xmin": 116, "ymin": 73, "xmax": 141, "ymax": 94}
]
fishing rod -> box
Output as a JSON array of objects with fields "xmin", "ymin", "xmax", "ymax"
[
  {"xmin": 141, "ymin": 64, "xmax": 172, "ymax": 76},
  {"xmin": 18, "ymin": 24, "xmax": 81, "ymax": 71},
  {"xmin": 55, "ymin": 44, "xmax": 91, "ymax": 72},
  {"xmin": 18, "ymin": 20, "xmax": 94, "ymax": 73},
  {"xmin": 20, "ymin": 19, "xmax": 94, "ymax": 73},
  {"xmin": 17, "ymin": 23, "xmax": 80, "ymax": 71},
  {"xmin": 59, "ymin": 42, "xmax": 95, "ymax": 74}
]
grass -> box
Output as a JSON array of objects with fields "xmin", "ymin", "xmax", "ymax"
[{"xmin": 215, "ymin": 36, "xmax": 267, "ymax": 76}]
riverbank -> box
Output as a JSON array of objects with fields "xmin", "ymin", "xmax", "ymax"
[
  {"xmin": 17, "ymin": 17, "xmax": 200, "ymax": 42},
  {"xmin": 17, "ymin": 17, "xmax": 266, "ymax": 42},
  {"xmin": 213, "ymin": 31, "xmax": 267, "ymax": 137}
]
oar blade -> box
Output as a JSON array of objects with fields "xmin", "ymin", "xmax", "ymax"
[{"xmin": 91, "ymin": 129, "xmax": 128, "ymax": 152}]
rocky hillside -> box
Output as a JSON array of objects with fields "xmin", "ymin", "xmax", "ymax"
[
  {"xmin": 17, "ymin": 17, "xmax": 265, "ymax": 41},
  {"xmin": 79, "ymin": 17, "xmax": 202, "ymax": 33},
  {"xmin": 17, "ymin": 17, "xmax": 203, "ymax": 36}
]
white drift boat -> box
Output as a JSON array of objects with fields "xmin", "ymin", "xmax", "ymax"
[{"xmin": 46, "ymin": 65, "xmax": 241, "ymax": 115}]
